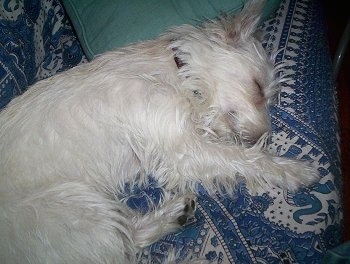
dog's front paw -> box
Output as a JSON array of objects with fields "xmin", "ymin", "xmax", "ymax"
[{"xmin": 271, "ymin": 157, "xmax": 320, "ymax": 191}]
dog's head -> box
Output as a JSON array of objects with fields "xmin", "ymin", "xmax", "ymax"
[{"xmin": 169, "ymin": 0, "xmax": 280, "ymax": 145}]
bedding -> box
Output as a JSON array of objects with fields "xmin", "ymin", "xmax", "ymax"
[
  {"xmin": 0, "ymin": 0, "xmax": 343, "ymax": 263},
  {"xmin": 0, "ymin": 0, "xmax": 86, "ymax": 109}
]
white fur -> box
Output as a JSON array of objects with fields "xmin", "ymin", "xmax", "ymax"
[{"xmin": 0, "ymin": 1, "xmax": 318, "ymax": 263}]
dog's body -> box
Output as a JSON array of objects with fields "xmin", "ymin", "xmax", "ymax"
[{"xmin": 0, "ymin": 2, "xmax": 318, "ymax": 263}]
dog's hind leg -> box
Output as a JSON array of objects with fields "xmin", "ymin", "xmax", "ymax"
[
  {"xmin": 0, "ymin": 181, "xmax": 136, "ymax": 264},
  {"xmin": 132, "ymin": 194, "xmax": 196, "ymax": 249}
]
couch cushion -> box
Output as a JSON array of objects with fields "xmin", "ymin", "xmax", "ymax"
[{"xmin": 62, "ymin": 0, "xmax": 282, "ymax": 60}]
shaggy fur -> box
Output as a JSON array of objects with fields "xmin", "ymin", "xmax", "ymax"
[{"xmin": 0, "ymin": 1, "xmax": 318, "ymax": 263}]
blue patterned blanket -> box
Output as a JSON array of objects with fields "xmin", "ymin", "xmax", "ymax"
[{"xmin": 0, "ymin": 0, "xmax": 343, "ymax": 263}]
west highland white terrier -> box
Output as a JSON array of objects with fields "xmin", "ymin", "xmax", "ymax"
[{"xmin": 0, "ymin": 1, "xmax": 318, "ymax": 263}]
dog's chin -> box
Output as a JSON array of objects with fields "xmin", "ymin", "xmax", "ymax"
[
  {"xmin": 242, "ymin": 135, "xmax": 265, "ymax": 146},
  {"xmin": 239, "ymin": 127, "xmax": 270, "ymax": 147},
  {"xmin": 225, "ymin": 112, "xmax": 270, "ymax": 146},
  {"xmin": 215, "ymin": 127, "xmax": 267, "ymax": 146}
]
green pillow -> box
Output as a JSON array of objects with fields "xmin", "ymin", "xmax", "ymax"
[{"xmin": 62, "ymin": 0, "xmax": 282, "ymax": 60}]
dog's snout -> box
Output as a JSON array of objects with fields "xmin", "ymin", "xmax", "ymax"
[{"xmin": 244, "ymin": 130, "xmax": 266, "ymax": 145}]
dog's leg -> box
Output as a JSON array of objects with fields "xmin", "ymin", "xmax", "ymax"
[
  {"xmin": 132, "ymin": 194, "xmax": 196, "ymax": 249},
  {"xmin": 174, "ymin": 139, "xmax": 318, "ymax": 192},
  {"xmin": 0, "ymin": 182, "xmax": 137, "ymax": 264}
]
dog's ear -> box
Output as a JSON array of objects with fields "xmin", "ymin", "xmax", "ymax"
[{"xmin": 225, "ymin": 0, "xmax": 264, "ymax": 42}]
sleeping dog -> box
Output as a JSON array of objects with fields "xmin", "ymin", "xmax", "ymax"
[{"xmin": 0, "ymin": 1, "xmax": 318, "ymax": 263}]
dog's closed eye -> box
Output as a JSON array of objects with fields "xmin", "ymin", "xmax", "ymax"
[
  {"xmin": 254, "ymin": 79, "xmax": 264, "ymax": 98},
  {"xmin": 254, "ymin": 79, "xmax": 265, "ymax": 105}
]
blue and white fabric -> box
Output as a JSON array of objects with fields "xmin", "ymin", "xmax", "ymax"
[
  {"xmin": 0, "ymin": 0, "xmax": 343, "ymax": 263},
  {"xmin": 0, "ymin": 0, "xmax": 86, "ymax": 109}
]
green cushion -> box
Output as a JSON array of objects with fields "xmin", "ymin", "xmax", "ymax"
[
  {"xmin": 62, "ymin": 0, "xmax": 282, "ymax": 60},
  {"xmin": 321, "ymin": 241, "xmax": 350, "ymax": 264}
]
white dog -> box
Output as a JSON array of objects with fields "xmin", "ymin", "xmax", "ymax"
[{"xmin": 0, "ymin": 1, "xmax": 318, "ymax": 263}]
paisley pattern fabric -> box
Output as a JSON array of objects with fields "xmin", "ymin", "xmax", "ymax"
[
  {"xmin": 0, "ymin": 0, "xmax": 86, "ymax": 109},
  {"xmin": 0, "ymin": 0, "xmax": 343, "ymax": 263},
  {"xmin": 135, "ymin": 0, "xmax": 343, "ymax": 263}
]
